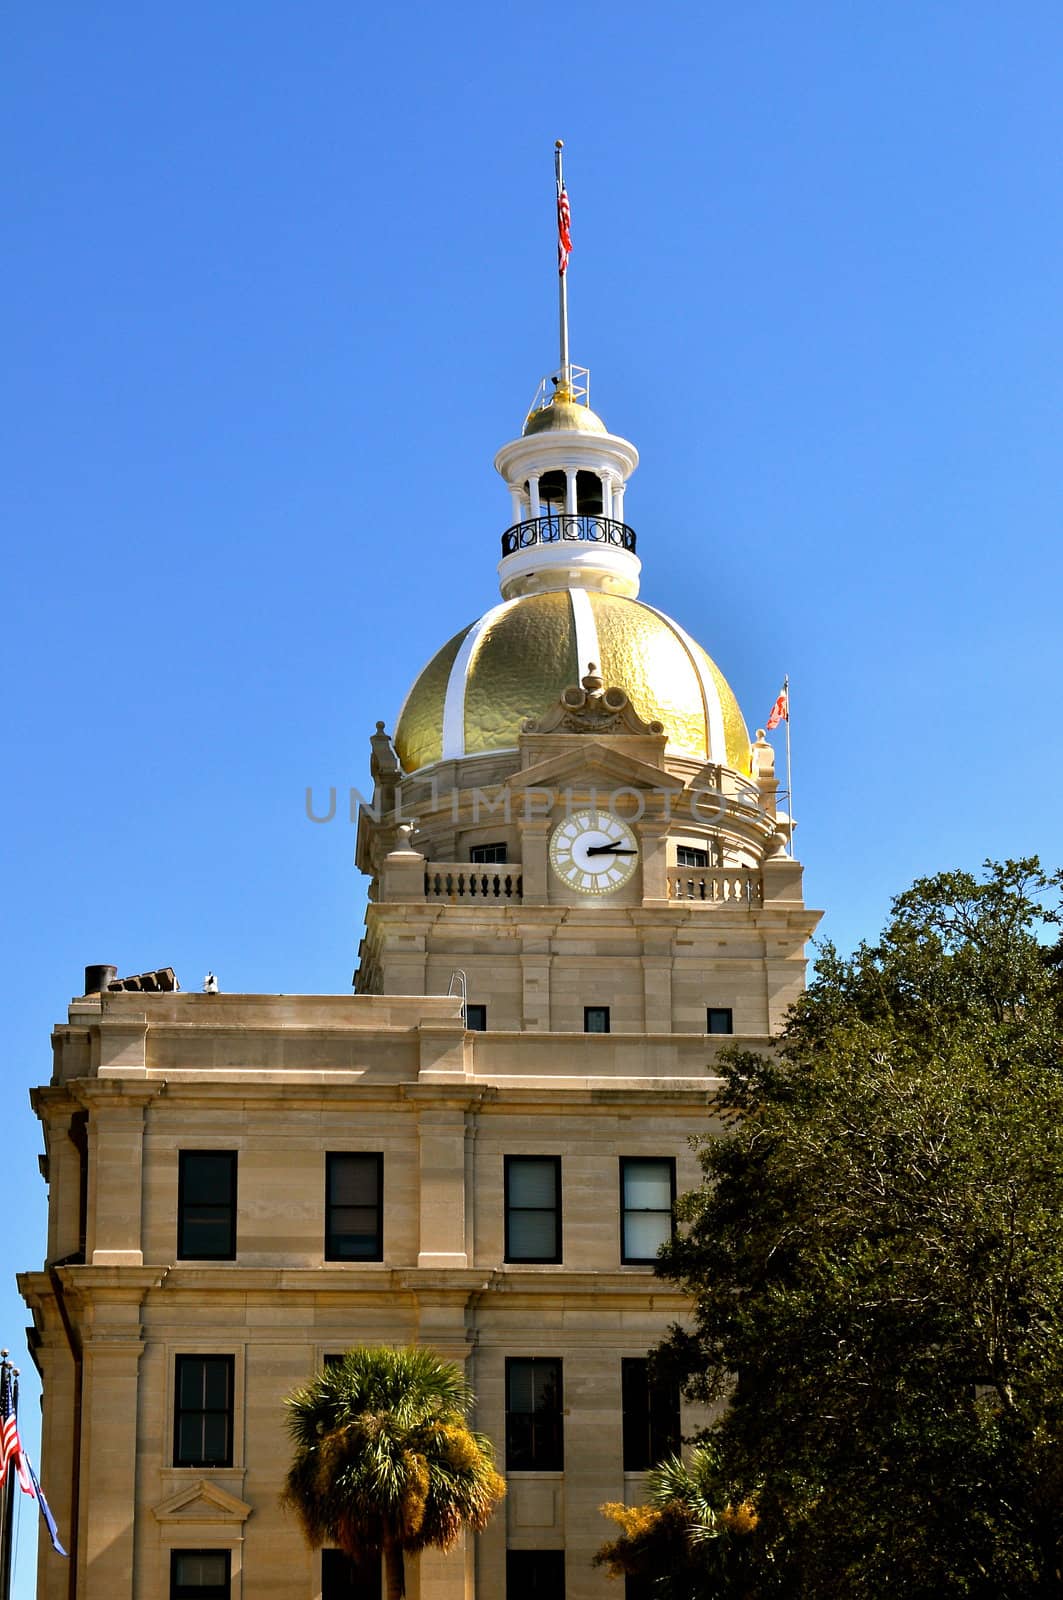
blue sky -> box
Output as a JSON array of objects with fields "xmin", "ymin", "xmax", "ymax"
[{"xmin": 4, "ymin": 3, "xmax": 1062, "ymax": 1587}]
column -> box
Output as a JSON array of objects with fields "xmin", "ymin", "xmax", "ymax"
[
  {"xmin": 416, "ymin": 1108, "xmax": 468, "ymax": 1267},
  {"xmin": 529, "ymin": 474, "xmax": 542, "ymax": 518},
  {"xmin": 509, "ymin": 485, "xmax": 523, "ymax": 525},
  {"xmin": 614, "ymin": 481, "xmax": 626, "ymax": 523},
  {"xmin": 564, "ymin": 466, "xmax": 578, "ymax": 516},
  {"xmin": 600, "ymin": 474, "xmax": 613, "ymax": 521},
  {"xmin": 87, "ymin": 1091, "xmax": 157, "ymax": 1266}
]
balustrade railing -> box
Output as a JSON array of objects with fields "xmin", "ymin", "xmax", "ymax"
[
  {"xmin": 666, "ymin": 868, "xmax": 763, "ymax": 906},
  {"xmin": 500, "ymin": 514, "xmax": 637, "ymax": 558},
  {"xmin": 425, "ymin": 865, "xmax": 523, "ymax": 902}
]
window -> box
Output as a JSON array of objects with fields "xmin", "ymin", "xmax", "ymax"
[
  {"xmin": 178, "ymin": 1152, "xmax": 237, "ymax": 1260},
  {"xmin": 707, "ymin": 1007, "xmax": 734, "ymax": 1035},
  {"xmin": 584, "ymin": 1006, "xmax": 610, "ymax": 1034},
  {"xmin": 174, "ymin": 1356, "xmax": 234, "ymax": 1468},
  {"xmin": 326, "ymin": 1153, "xmax": 383, "ymax": 1261},
  {"xmin": 465, "ymin": 1003, "xmax": 487, "ymax": 1031},
  {"xmin": 506, "ymin": 1358, "xmax": 563, "ymax": 1471},
  {"xmin": 170, "ymin": 1551, "xmax": 230, "ymax": 1599},
  {"xmin": 620, "ymin": 1158, "xmax": 675, "ymax": 1264},
  {"xmin": 506, "ymin": 1550, "xmax": 565, "ymax": 1597},
  {"xmin": 322, "ymin": 1548, "xmax": 382, "ymax": 1597},
  {"xmin": 676, "ymin": 845, "xmax": 709, "ymax": 868},
  {"xmin": 622, "ymin": 1358, "xmax": 681, "ymax": 1471},
  {"xmin": 505, "ymin": 1157, "xmax": 561, "ymax": 1263},
  {"xmin": 624, "ymin": 1578, "xmax": 654, "ymax": 1600},
  {"xmin": 470, "ymin": 842, "xmax": 508, "ymax": 864}
]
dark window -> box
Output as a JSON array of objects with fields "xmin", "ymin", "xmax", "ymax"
[
  {"xmin": 170, "ymin": 1551, "xmax": 230, "ymax": 1600},
  {"xmin": 470, "ymin": 842, "xmax": 508, "ymax": 864},
  {"xmin": 323, "ymin": 1352, "xmax": 346, "ymax": 1371},
  {"xmin": 326, "ymin": 1153, "xmax": 383, "ymax": 1261},
  {"xmin": 322, "ymin": 1548, "xmax": 382, "ymax": 1597},
  {"xmin": 178, "ymin": 1152, "xmax": 237, "ymax": 1260},
  {"xmin": 620, "ymin": 1158, "xmax": 675, "ymax": 1264},
  {"xmin": 505, "ymin": 1357, "xmax": 563, "ymax": 1471},
  {"xmin": 505, "ymin": 1157, "xmax": 561, "ymax": 1263},
  {"xmin": 622, "ymin": 1357, "xmax": 681, "ymax": 1471},
  {"xmin": 465, "ymin": 1003, "xmax": 487, "ymax": 1031},
  {"xmin": 506, "ymin": 1549, "xmax": 565, "ymax": 1597},
  {"xmin": 174, "ymin": 1356, "xmax": 234, "ymax": 1468},
  {"xmin": 584, "ymin": 1006, "xmax": 610, "ymax": 1034},
  {"xmin": 707, "ymin": 1007, "xmax": 734, "ymax": 1035},
  {"xmin": 676, "ymin": 846, "xmax": 709, "ymax": 868},
  {"xmin": 624, "ymin": 1578, "xmax": 655, "ymax": 1600}
]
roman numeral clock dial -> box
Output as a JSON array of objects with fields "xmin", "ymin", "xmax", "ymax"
[{"xmin": 548, "ymin": 810, "xmax": 639, "ymax": 895}]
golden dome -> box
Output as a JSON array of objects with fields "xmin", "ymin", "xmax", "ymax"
[
  {"xmin": 394, "ymin": 589, "xmax": 751, "ymax": 775},
  {"xmin": 523, "ymin": 397, "xmax": 609, "ymax": 437}
]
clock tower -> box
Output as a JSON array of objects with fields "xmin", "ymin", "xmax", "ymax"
[{"xmin": 355, "ymin": 367, "xmax": 815, "ymax": 1040}]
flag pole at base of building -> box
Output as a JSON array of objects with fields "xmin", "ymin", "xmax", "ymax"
[{"xmin": 0, "ymin": 1347, "xmax": 68, "ymax": 1588}]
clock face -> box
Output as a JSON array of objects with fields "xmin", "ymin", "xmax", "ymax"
[{"xmin": 549, "ymin": 810, "xmax": 639, "ymax": 895}]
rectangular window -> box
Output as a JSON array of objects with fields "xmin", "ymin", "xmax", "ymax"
[
  {"xmin": 584, "ymin": 1005, "xmax": 610, "ymax": 1034},
  {"xmin": 505, "ymin": 1358, "xmax": 563, "ymax": 1471},
  {"xmin": 326, "ymin": 1153, "xmax": 384, "ymax": 1261},
  {"xmin": 174, "ymin": 1355, "xmax": 234, "ymax": 1468},
  {"xmin": 676, "ymin": 845, "xmax": 709, "ymax": 868},
  {"xmin": 465, "ymin": 1003, "xmax": 487, "ymax": 1031},
  {"xmin": 170, "ymin": 1550, "xmax": 231, "ymax": 1599},
  {"xmin": 620, "ymin": 1157, "xmax": 675, "ymax": 1264},
  {"xmin": 470, "ymin": 842, "xmax": 508, "ymax": 864},
  {"xmin": 624, "ymin": 1578, "xmax": 654, "ymax": 1600},
  {"xmin": 506, "ymin": 1550, "xmax": 565, "ymax": 1597},
  {"xmin": 505, "ymin": 1157, "xmax": 561, "ymax": 1263},
  {"xmin": 178, "ymin": 1152, "xmax": 237, "ymax": 1260},
  {"xmin": 321, "ymin": 1547, "xmax": 382, "ymax": 1597},
  {"xmin": 622, "ymin": 1357, "xmax": 681, "ymax": 1471},
  {"xmin": 707, "ymin": 1007, "xmax": 734, "ymax": 1034}
]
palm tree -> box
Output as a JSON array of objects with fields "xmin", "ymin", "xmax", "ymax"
[{"xmin": 283, "ymin": 1345, "xmax": 505, "ymax": 1600}]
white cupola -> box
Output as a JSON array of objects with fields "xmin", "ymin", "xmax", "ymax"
[{"xmin": 493, "ymin": 367, "xmax": 641, "ymax": 601}]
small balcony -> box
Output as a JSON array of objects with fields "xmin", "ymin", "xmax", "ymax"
[
  {"xmin": 424, "ymin": 865, "xmax": 524, "ymax": 902},
  {"xmin": 500, "ymin": 513, "xmax": 637, "ymax": 558},
  {"xmin": 666, "ymin": 868, "xmax": 763, "ymax": 906}
]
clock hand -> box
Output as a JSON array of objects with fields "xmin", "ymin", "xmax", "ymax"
[{"xmin": 585, "ymin": 841, "xmax": 639, "ymax": 857}]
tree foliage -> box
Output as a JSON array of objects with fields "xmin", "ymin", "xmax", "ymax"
[
  {"xmin": 283, "ymin": 1345, "xmax": 505, "ymax": 1600},
  {"xmin": 647, "ymin": 859, "xmax": 1063, "ymax": 1597}
]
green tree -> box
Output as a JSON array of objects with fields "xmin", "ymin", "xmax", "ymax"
[
  {"xmin": 282, "ymin": 1345, "xmax": 505, "ymax": 1600},
  {"xmin": 651, "ymin": 859, "xmax": 1063, "ymax": 1597}
]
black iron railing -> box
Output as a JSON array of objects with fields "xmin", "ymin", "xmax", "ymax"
[{"xmin": 500, "ymin": 514, "xmax": 637, "ymax": 558}]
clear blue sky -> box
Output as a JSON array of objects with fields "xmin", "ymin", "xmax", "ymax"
[{"xmin": 4, "ymin": 3, "xmax": 1062, "ymax": 1588}]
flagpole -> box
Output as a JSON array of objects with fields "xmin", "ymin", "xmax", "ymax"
[
  {"xmin": 783, "ymin": 674, "xmax": 794, "ymax": 857},
  {"xmin": 0, "ymin": 1354, "xmax": 13, "ymax": 1600},
  {"xmin": 555, "ymin": 140, "xmax": 570, "ymax": 388}
]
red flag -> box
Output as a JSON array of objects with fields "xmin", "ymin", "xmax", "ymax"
[
  {"xmin": 766, "ymin": 685, "xmax": 789, "ymax": 731},
  {"xmin": 557, "ymin": 184, "xmax": 572, "ymax": 275}
]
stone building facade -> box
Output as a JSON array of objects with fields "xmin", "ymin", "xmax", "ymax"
[{"xmin": 20, "ymin": 356, "xmax": 820, "ymax": 1599}]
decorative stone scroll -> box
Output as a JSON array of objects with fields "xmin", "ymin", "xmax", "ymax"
[{"xmin": 521, "ymin": 663, "xmax": 665, "ymax": 737}]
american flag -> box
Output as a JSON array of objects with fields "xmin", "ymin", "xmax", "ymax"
[
  {"xmin": 0, "ymin": 1363, "xmax": 31, "ymax": 1495},
  {"xmin": 557, "ymin": 184, "xmax": 572, "ymax": 275},
  {"xmin": 0, "ymin": 1361, "xmax": 66, "ymax": 1555}
]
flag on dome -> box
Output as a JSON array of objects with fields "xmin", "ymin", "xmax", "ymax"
[
  {"xmin": 557, "ymin": 183, "xmax": 572, "ymax": 275},
  {"xmin": 766, "ymin": 683, "xmax": 789, "ymax": 730}
]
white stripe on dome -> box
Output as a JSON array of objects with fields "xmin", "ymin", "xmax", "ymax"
[
  {"xmin": 442, "ymin": 600, "xmax": 512, "ymax": 759},
  {"xmin": 568, "ymin": 588, "xmax": 600, "ymax": 687},
  {"xmin": 642, "ymin": 603, "xmax": 727, "ymax": 763}
]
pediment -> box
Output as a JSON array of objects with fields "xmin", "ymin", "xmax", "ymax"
[
  {"xmin": 510, "ymin": 740, "xmax": 682, "ymax": 794},
  {"xmin": 152, "ymin": 1480, "xmax": 253, "ymax": 1525}
]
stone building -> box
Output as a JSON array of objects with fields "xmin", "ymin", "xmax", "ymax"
[{"xmin": 19, "ymin": 350, "xmax": 820, "ymax": 1599}]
